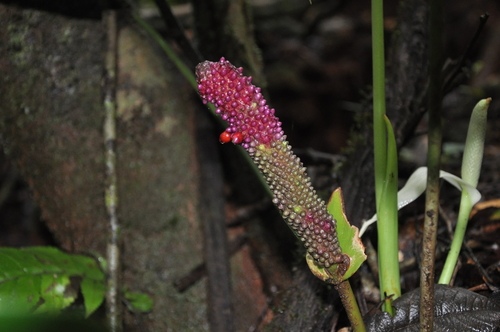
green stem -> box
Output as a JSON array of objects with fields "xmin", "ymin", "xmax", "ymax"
[
  {"xmin": 439, "ymin": 98, "xmax": 491, "ymax": 284},
  {"xmin": 372, "ymin": 0, "xmax": 387, "ymax": 205},
  {"xmin": 372, "ymin": 0, "xmax": 400, "ymax": 314},
  {"xmin": 439, "ymin": 189, "xmax": 472, "ymax": 283},
  {"xmin": 378, "ymin": 116, "xmax": 400, "ymax": 313},
  {"xmin": 335, "ymin": 280, "xmax": 366, "ymax": 332},
  {"xmin": 420, "ymin": 0, "xmax": 443, "ymax": 329}
]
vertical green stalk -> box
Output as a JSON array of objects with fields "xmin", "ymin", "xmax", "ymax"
[
  {"xmin": 372, "ymin": 0, "xmax": 400, "ymax": 314},
  {"xmin": 372, "ymin": 0, "xmax": 387, "ymax": 200},
  {"xmin": 438, "ymin": 191, "xmax": 471, "ymax": 284},
  {"xmin": 420, "ymin": 0, "xmax": 443, "ymax": 329}
]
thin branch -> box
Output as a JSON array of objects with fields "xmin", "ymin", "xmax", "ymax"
[
  {"xmin": 103, "ymin": 10, "xmax": 122, "ymax": 332},
  {"xmin": 419, "ymin": 0, "xmax": 444, "ymax": 330},
  {"xmin": 463, "ymin": 241, "xmax": 495, "ymax": 285},
  {"xmin": 152, "ymin": 0, "xmax": 203, "ymax": 67},
  {"xmin": 443, "ymin": 13, "xmax": 489, "ymax": 94}
]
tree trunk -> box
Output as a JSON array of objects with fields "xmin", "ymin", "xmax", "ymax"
[{"xmin": 0, "ymin": 5, "xmax": 207, "ymax": 331}]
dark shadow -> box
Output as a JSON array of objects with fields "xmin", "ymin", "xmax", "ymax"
[{"xmin": 0, "ymin": 0, "xmax": 121, "ymax": 19}]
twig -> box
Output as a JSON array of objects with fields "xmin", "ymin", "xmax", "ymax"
[
  {"xmin": 103, "ymin": 10, "xmax": 122, "ymax": 332},
  {"xmin": 462, "ymin": 240, "xmax": 495, "ymax": 285},
  {"xmin": 152, "ymin": 0, "xmax": 202, "ymax": 67},
  {"xmin": 419, "ymin": 0, "xmax": 443, "ymax": 330},
  {"xmin": 443, "ymin": 13, "xmax": 489, "ymax": 94},
  {"xmin": 293, "ymin": 147, "xmax": 346, "ymax": 165},
  {"xmin": 132, "ymin": 12, "xmax": 198, "ymax": 90}
]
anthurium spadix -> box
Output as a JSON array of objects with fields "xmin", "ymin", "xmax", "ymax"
[
  {"xmin": 195, "ymin": 58, "xmax": 363, "ymax": 280},
  {"xmin": 359, "ymin": 98, "xmax": 490, "ymax": 238},
  {"xmin": 197, "ymin": 58, "xmax": 367, "ymax": 331}
]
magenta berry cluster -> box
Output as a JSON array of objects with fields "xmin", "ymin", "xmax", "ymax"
[
  {"xmin": 196, "ymin": 58, "xmax": 343, "ymax": 267},
  {"xmin": 196, "ymin": 57, "xmax": 284, "ymax": 150}
]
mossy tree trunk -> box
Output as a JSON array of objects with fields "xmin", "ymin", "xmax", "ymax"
[{"xmin": 0, "ymin": 5, "xmax": 208, "ymax": 331}]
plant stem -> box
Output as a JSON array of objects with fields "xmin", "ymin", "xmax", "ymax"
[
  {"xmin": 103, "ymin": 10, "xmax": 122, "ymax": 332},
  {"xmin": 439, "ymin": 98, "xmax": 490, "ymax": 284},
  {"xmin": 420, "ymin": 0, "xmax": 443, "ymax": 329},
  {"xmin": 438, "ymin": 191, "xmax": 471, "ymax": 284},
  {"xmin": 335, "ymin": 280, "xmax": 366, "ymax": 332},
  {"xmin": 379, "ymin": 116, "xmax": 401, "ymax": 311},
  {"xmin": 371, "ymin": 0, "xmax": 387, "ymax": 203},
  {"xmin": 371, "ymin": 0, "xmax": 400, "ymax": 314}
]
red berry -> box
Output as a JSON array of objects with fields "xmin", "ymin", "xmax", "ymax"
[
  {"xmin": 231, "ymin": 132, "xmax": 243, "ymax": 144},
  {"xmin": 219, "ymin": 131, "xmax": 231, "ymax": 144}
]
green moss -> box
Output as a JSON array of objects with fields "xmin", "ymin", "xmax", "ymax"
[{"xmin": 7, "ymin": 22, "xmax": 30, "ymax": 67}]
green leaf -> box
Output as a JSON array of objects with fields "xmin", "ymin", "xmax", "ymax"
[
  {"xmin": 35, "ymin": 274, "xmax": 75, "ymax": 314},
  {"xmin": 0, "ymin": 276, "xmax": 40, "ymax": 314},
  {"xmin": 0, "ymin": 247, "xmax": 105, "ymax": 316},
  {"xmin": 0, "ymin": 248, "xmax": 46, "ymax": 280},
  {"xmin": 326, "ymin": 188, "xmax": 366, "ymax": 280},
  {"xmin": 124, "ymin": 289, "xmax": 154, "ymax": 313},
  {"xmin": 81, "ymin": 278, "xmax": 106, "ymax": 318}
]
